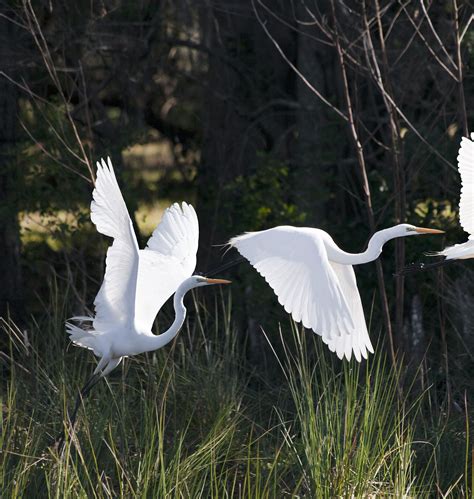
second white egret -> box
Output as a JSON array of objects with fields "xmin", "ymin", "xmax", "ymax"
[{"xmin": 229, "ymin": 223, "xmax": 443, "ymax": 361}]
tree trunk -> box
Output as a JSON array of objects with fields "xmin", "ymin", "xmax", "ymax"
[
  {"xmin": 0, "ymin": 12, "xmax": 23, "ymax": 322},
  {"xmin": 197, "ymin": 2, "xmax": 294, "ymax": 266},
  {"xmin": 295, "ymin": 0, "xmax": 332, "ymax": 227}
]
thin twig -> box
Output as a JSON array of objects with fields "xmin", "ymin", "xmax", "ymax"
[
  {"xmin": 23, "ymin": 0, "xmax": 95, "ymax": 183},
  {"xmin": 252, "ymin": 0, "xmax": 348, "ymax": 123},
  {"xmin": 373, "ymin": 0, "xmax": 406, "ymax": 353},
  {"xmin": 331, "ymin": 0, "xmax": 396, "ymax": 370},
  {"xmin": 452, "ymin": 0, "xmax": 469, "ymax": 136}
]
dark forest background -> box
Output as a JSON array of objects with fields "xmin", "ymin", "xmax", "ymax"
[
  {"xmin": 2, "ymin": 0, "xmax": 473, "ymax": 382},
  {"xmin": 1, "ymin": 1, "xmax": 473, "ymax": 495}
]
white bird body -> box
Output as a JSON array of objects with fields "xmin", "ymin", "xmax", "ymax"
[
  {"xmin": 429, "ymin": 134, "xmax": 474, "ymax": 261},
  {"xmin": 230, "ymin": 223, "xmax": 443, "ymax": 361},
  {"xmin": 68, "ymin": 280, "xmax": 194, "ymax": 359},
  {"xmin": 67, "ymin": 158, "xmax": 229, "ymax": 378},
  {"xmin": 434, "ymin": 238, "xmax": 474, "ymax": 260}
]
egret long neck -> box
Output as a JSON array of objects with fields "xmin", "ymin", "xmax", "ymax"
[
  {"xmin": 144, "ymin": 286, "xmax": 188, "ymax": 352},
  {"xmin": 326, "ymin": 229, "xmax": 394, "ymax": 265}
]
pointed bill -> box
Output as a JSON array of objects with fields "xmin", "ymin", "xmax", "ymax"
[
  {"xmin": 414, "ymin": 227, "xmax": 445, "ymax": 234},
  {"xmin": 205, "ymin": 278, "xmax": 232, "ymax": 284}
]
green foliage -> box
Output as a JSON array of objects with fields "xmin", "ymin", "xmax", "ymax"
[{"xmin": 222, "ymin": 153, "xmax": 306, "ymax": 234}]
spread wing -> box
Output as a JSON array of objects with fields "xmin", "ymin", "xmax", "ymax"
[
  {"xmin": 229, "ymin": 227, "xmax": 355, "ymax": 343},
  {"xmin": 134, "ymin": 202, "xmax": 199, "ymax": 333},
  {"xmin": 323, "ymin": 263, "xmax": 374, "ymax": 361},
  {"xmin": 90, "ymin": 157, "xmax": 139, "ymax": 332},
  {"xmin": 458, "ymin": 133, "xmax": 474, "ymax": 237}
]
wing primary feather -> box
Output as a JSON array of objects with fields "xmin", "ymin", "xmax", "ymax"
[
  {"xmin": 134, "ymin": 202, "xmax": 199, "ymax": 333},
  {"xmin": 229, "ymin": 227, "xmax": 370, "ymax": 359}
]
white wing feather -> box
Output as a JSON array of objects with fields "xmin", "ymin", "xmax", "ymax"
[
  {"xmin": 90, "ymin": 157, "xmax": 139, "ymax": 332},
  {"xmin": 458, "ymin": 133, "xmax": 474, "ymax": 237},
  {"xmin": 324, "ymin": 263, "xmax": 374, "ymax": 361},
  {"xmin": 229, "ymin": 227, "xmax": 355, "ymax": 343},
  {"xmin": 134, "ymin": 202, "xmax": 199, "ymax": 333}
]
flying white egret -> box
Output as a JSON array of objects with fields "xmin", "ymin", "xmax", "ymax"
[
  {"xmin": 60, "ymin": 157, "xmax": 230, "ymax": 441},
  {"xmin": 229, "ymin": 223, "xmax": 443, "ymax": 361},
  {"xmin": 420, "ymin": 134, "xmax": 474, "ymax": 265}
]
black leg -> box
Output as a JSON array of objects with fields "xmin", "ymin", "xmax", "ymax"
[
  {"xmin": 53, "ymin": 372, "xmax": 103, "ymax": 455},
  {"xmin": 69, "ymin": 373, "xmax": 102, "ymax": 426},
  {"xmin": 395, "ymin": 258, "xmax": 458, "ymax": 276},
  {"xmin": 205, "ymin": 256, "xmax": 246, "ymax": 277}
]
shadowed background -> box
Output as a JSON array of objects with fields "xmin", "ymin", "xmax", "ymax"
[{"xmin": 0, "ymin": 1, "xmax": 473, "ymax": 496}]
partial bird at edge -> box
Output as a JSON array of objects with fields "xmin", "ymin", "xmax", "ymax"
[{"xmin": 399, "ymin": 133, "xmax": 474, "ymax": 275}]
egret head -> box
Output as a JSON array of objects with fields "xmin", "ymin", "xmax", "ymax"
[
  {"xmin": 393, "ymin": 223, "xmax": 444, "ymax": 237},
  {"xmin": 189, "ymin": 275, "xmax": 232, "ymax": 288}
]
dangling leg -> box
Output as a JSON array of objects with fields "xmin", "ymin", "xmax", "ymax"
[
  {"xmin": 100, "ymin": 357, "xmax": 123, "ymax": 378},
  {"xmin": 68, "ymin": 356, "xmax": 110, "ymax": 426},
  {"xmin": 54, "ymin": 355, "xmax": 111, "ymax": 454},
  {"xmin": 93, "ymin": 355, "xmax": 109, "ymax": 376},
  {"xmin": 396, "ymin": 258, "xmax": 458, "ymax": 276}
]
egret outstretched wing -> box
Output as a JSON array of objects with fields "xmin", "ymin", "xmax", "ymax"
[
  {"xmin": 458, "ymin": 133, "xmax": 474, "ymax": 237},
  {"xmin": 90, "ymin": 157, "xmax": 139, "ymax": 332},
  {"xmin": 229, "ymin": 227, "xmax": 355, "ymax": 342},
  {"xmin": 134, "ymin": 202, "xmax": 199, "ymax": 333},
  {"xmin": 324, "ymin": 262, "xmax": 374, "ymax": 361}
]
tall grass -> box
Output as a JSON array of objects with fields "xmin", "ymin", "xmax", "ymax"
[{"xmin": 0, "ymin": 283, "xmax": 471, "ymax": 497}]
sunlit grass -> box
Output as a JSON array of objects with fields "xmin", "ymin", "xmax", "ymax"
[
  {"xmin": 19, "ymin": 199, "xmax": 172, "ymax": 247},
  {"xmin": 0, "ymin": 283, "xmax": 471, "ymax": 497},
  {"xmin": 123, "ymin": 141, "xmax": 174, "ymax": 170}
]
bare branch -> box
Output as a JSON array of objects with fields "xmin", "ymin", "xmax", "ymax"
[
  {"xmin": 23, "ymin": 0, "xmax": 94, "ymax": 183},
  {"xmin": 252, "ymin": 0, "xmax": 348, "ymax": 122},
  {"xmin": 419, "ymin": 0, "xmax": 458, "ymax": 70},
  {"xmin": 331, "ymin": 0, "xmax": 396, "ymax": 368},
  {"xmin": 401, "ymin": 4, "xmax": 458, "ymax": 81},
  {"xmin": 452, "ymin": 0, "xmax": 469, "ymax": 136}
]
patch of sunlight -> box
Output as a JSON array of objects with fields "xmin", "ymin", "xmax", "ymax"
[
  {"xmin": 20, "ymin": 209, "xmax": 89, "ymax": 250},
  {"xmin": 19, "ymin": 98, "xmax": 36, "ymax": 125},
  {"xmin": 447, "ymin": 123, "xmax": 458, "ymax": 139},
  {"xmin": 414, "ymin": 199, "xmax": 457, "ymax": 224},
  {"xmin": 107, "ymin": 106, "xmax": 122, "ymax": 122},
  {"xmin": 122, "ymin": 141, "xmax": 174, "ymax": 170},
  {"xmin": 20, "ymin": 199, "xmax": 174, "ymax": 249},
  {"xmin": 135, "ymin": 200, "xmax": 170, "ymax": 236}
]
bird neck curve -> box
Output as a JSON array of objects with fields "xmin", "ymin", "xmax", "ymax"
[
  {"xmin": 326, "ymin": 227, "xmax": 395, "ymax": 265},
  {"xmin": 144, "ymin": 280, "xmax": 190, "ymax": 352}
]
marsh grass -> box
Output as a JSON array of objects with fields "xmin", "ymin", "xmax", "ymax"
[{"xmin": 0, "ymin": 285, "xmax": 471, "ymax": 497}]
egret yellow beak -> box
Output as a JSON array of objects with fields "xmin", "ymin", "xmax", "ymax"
[
  {"xmin": 414, "ymin": 227, "xmax": 445, "ymax": 234},
  {"xmin": 205, "ymin": 278, "xmax": 232, "ymax": 284}
]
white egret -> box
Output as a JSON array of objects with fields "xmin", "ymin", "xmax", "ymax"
[
  {"xmin": 229, "ymin": 223, "xmax": 443, "ymax": 361},
  {"xmin": 423, "ymin": 134, "xmax": 474, "ymax": 264},
  {"xmin": 59, "ymin": 157, "xmax": 230, "ymax": 444}
]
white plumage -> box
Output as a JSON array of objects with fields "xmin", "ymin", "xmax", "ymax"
[
  {"xmin": 458, "ymin": 133, "xmax": 474, "ymax": 237},
  {"xmin": 229, "ymin": 227, "xmax": 373, "ymax": 361},
  {"xmin": 60, "ymin": 158, "xmax": 230, "ymax": 442},
  {"xmin": 67, "ymin": 157, "xmax": 229, "ymax": 379},
  {"xmin": 230, "ymin": 222, "xmax": 443, "ymax": 361},
  {"xmin": 134, "ymin": 202, "xmax": 199, "ymax": 333},
  {"xmin": 429, "ymin": 133, "xmax": 474, "ymax": 260},
  {"xmin": 324, "ymin": 262, "xmax": 371, "ymax": 362}
]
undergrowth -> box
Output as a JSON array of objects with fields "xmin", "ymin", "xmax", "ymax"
[{"xmin": 0, "ymin": 284, "xmax": 472, "ymax": 497}]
